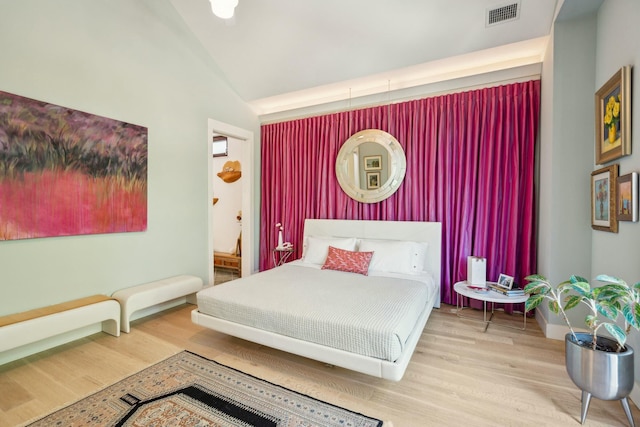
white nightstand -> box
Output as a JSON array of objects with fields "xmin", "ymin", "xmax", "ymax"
[{"xmin": 454, "ymin": 281, "xmax": 528, "ymax": 332}]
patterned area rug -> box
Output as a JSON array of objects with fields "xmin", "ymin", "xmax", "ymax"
[{"xmin": 27, "ymin": 351, "xmax": 385, "ymax": 427}]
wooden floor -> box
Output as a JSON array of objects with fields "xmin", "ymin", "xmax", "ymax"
[{"xmin": 1, "ymin": 303, "xmax": 638, "ymax": 427}]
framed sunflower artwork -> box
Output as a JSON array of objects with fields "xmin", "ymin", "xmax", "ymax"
[{"xmin": 595, "ymin": 66, "xmax": 631, "ymax": 165}]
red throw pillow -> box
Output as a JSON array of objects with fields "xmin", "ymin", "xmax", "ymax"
[{"xmin": 321, "ymin": 246, "xmax": 373, "ymax": 276}]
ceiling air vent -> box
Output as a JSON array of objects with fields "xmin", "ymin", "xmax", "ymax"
[{"xmin": 486, "ymin": 2, "xmax": 520, "ymax": 26}]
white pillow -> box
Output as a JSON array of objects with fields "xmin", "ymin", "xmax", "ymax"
[
  {"xmin": 302, "ymin": 236, "xmax": 358, "ymax": 265},
  {"xmin": 358, "ymin": 239, "xmax": 428, "ymax": 275}
]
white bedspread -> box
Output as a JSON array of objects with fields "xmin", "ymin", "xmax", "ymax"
[{"xmin": 197, "ymin": 261, "xmax": 437, "ymax": 361}]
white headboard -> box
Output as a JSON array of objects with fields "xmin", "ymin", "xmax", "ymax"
[{"xmin": 303, "ymin": 219, "xmax": 442, "ymax": 302}]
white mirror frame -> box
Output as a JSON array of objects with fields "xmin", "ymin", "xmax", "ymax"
[{"xmin": 335, "ymin": 129, "xmax": 406, "ymax": 203}]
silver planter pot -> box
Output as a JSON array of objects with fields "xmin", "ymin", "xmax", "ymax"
[{"xmin": 565, "ymin": 332, "xmax": 635, "ymax": 426}]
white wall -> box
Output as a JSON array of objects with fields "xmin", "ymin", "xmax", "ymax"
[
  {"xmin": 535, "ymin": 20, "xmax": 555, "ymax": 332},
  {"xmin": 0, "ymin": 0, "xmax": 259, "ymax": 315},
  {"xmin": 539, "ymin": 0, "xmax": 640, "ymax": 405},
  {"xmin": 537, "ymin": 9, "xmax": 597, "ymax": 333},
  {"xmin": 592, "ymin": 0, "xmax": 640, "ymax": 404}
]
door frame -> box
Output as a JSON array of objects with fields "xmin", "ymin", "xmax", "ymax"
[{"xmin": 207, "ymin": 118, "xmax": 255, "ymax": 286}]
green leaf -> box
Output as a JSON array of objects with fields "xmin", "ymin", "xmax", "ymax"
[
  {"xmin": 569, "ymin": 281, "xmax": 590, "ymax": 295},
  {"xmin": 592, "ymin": 286, "xmax": 603, "ymax": 298},
  {"xmin": 548, "ymin": 299, "xmax": 560, "ymax": 315},
  {"xmin": 524, "ymin": 294, "xmax": 545, "ymax": 312},
  {"xmin": 596, "ymin": 286, "xmax": 624, "ymax": 301},
  {"xmin": 607, "ymin": 283, "xmax": 629, "ymax": 291},
  {"xmin": 602, "ymin": 283, "xmax": 629, "ymax": 295},
  {"xmin": 571, "ymin": 275, "xmax": 589, "ymax": 284},
  {"xmin": 596, "ymin": 274, "xmax": 625, "ymax": 286},
  {"xmin": 564, "ymin": 295, "xmax": 581, "ymax": 311},
  {"xmin": 596, "ymin": 302, "xmax": 618, "ymax": 321},
  {"xmin": 524, "ymin": 282, "xmax": 549, "ymax": 295},
  {"xmin": 603, "ymin": 323, "xmax": 627, "ymax": 348},
  {"xmin": 525, "ymin": 274, "xmax": 547, "ymax": 282},
  {"xmin": 557, "ymin": 282, "xmax": 574, "ymax": 294},
  {"xmin": 622, "ymin": 303, "xmax": 640, "ymax": 330}
]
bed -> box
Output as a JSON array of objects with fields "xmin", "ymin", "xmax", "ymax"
[{"xmin": 192, "ymin": 219, "xmax": 441, "ymax": 381}]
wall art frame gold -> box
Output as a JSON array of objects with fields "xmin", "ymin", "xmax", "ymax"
[
  {"xmin": 617, "ymin": 171, "xmax": 638, "ymax": 222},
  {"xmin": 363, "ymin": 155, "xmax": 382, "ymax": 171},
  {"xmin": 591, "ymin": 164, "xmax": 618, "ymax": 233},
  {"xmin": 595, "ymin": 66, "xmax": 631, "ymax": 165},
  {"xmin": 366, "ymin": 171, "xmax": 380, "ymax": 189}
]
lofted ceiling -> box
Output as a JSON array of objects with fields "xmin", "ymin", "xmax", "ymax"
[{"xmin": 170, "ymin": 0, "xmax": 562, "ymax": 116}]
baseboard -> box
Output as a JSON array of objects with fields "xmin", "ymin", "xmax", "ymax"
[
  {"xmin": 631, "ymin": 385, "xmax": 640, "ymax": 408},
  {"xmin": 534, "ymin": 307, "xmax": 566, "ymax": 341}
]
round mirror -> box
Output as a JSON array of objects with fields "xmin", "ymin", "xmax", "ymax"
[{"xmin": 335, "ymin": 129, "xmax": 406, "ymax": 203}]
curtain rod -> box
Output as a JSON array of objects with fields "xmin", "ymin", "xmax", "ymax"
[{"xmin": 259, "ymin": 73, "xmax": 541, "ymax": 125}]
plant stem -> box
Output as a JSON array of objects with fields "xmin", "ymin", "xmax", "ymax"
[{"xmin": 549, "ymin": 289, "xmax": 578, "ymax": 342}]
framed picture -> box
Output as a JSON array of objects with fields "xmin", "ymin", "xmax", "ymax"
[
  {"xmin": 363, "ymin": 155, "xmax": 382, "ymax": 171},
  {"xmin": 591, "ymin": 164, "xmax": 618, "ymax": 233},
  {"xmin": 0, "ymin": 90, "xmax": 148, "ymax": 241},
  {"xmin": 212, "ymin": 136, "xmax": 228, "ymax": 157},
  {"xmin": 496, "ymin": 274, "xmax": 514, "ymax": 290},
  {"xmin": 366, "ymin": 172, "xmax": 380, "ymax": 189},
  {"xmin": 595, "ymin": 66, "xmax": 631, "ymax": 165},
  {"xmin": 617, "ymin": 172, "xmax": 638, "ymax": 222}
]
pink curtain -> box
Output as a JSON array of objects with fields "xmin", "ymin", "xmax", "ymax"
[{"xmin": 260, "ymin": 80, "xmax": 540, "ymax": 309}]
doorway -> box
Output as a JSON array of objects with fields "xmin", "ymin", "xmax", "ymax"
[{"xmin": 207, "ymin": 119, "xmax": 254, "ymax": 287}]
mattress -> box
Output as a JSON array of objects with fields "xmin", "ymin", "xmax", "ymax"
[{"xmin": 197, "ymin": 261, "xmax": 437, "ymax": 361}]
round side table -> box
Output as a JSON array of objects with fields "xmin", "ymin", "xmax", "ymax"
[
  {"xmin": 454, "ymin": 281, "xmax": 528, "ymax": 332},
  {"xmin": 272, "ymin": 247, "xmax": 294, "ymax": 267}
]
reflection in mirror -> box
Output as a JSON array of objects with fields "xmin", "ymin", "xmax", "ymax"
[
  {"xmin": 359, "ymin": 142, "xmax": 388, "ymax": 190},
  {"xmin": 335, "ymin": 129, "xmax": 406, "ymax": 203}
]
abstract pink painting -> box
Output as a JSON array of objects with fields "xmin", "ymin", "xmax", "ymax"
[{"xmin": 0, "ymin": 91, "xmax": 147, "ymax": 240}]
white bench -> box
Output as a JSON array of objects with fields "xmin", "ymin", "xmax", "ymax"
[
  {"xmin": 112, "ymin": 275, "xmax": 203, "ymax": 333},
  {"xmin": 0, "ymin": 295, "xmax": 120, "ymax": 354}
]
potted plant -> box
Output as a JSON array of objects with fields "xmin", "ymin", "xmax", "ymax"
[{"xmin": 525, "ymin": 274, "xmax": 640, "ymax": 426}]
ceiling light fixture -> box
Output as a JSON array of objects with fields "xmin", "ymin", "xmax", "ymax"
[{"xmin": 209, "ymin": 0, "xmax": 238, "ymax": 19}]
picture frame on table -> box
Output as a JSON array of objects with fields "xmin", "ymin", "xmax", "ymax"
[
  {"xmin": 496, "ymin": 274, "xmax": 514, "ymax": 290},
  {"xmin": 363, "ymin": 155, "xmax": 382, "ymax": 171},
  {"xmin": 617, "ymin": 172, "xmax": 638, "ymax": 222},
  {"xmin": 366, "ymin": 172, "xmax": 380, "ymax": 189},
  {"xmin": 595, "ymin": 66, "xmax": 631, "ymax": 165},
  {"xmin": 591, "ymin": 164, "xmax": 619, "ymax": 233}
]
